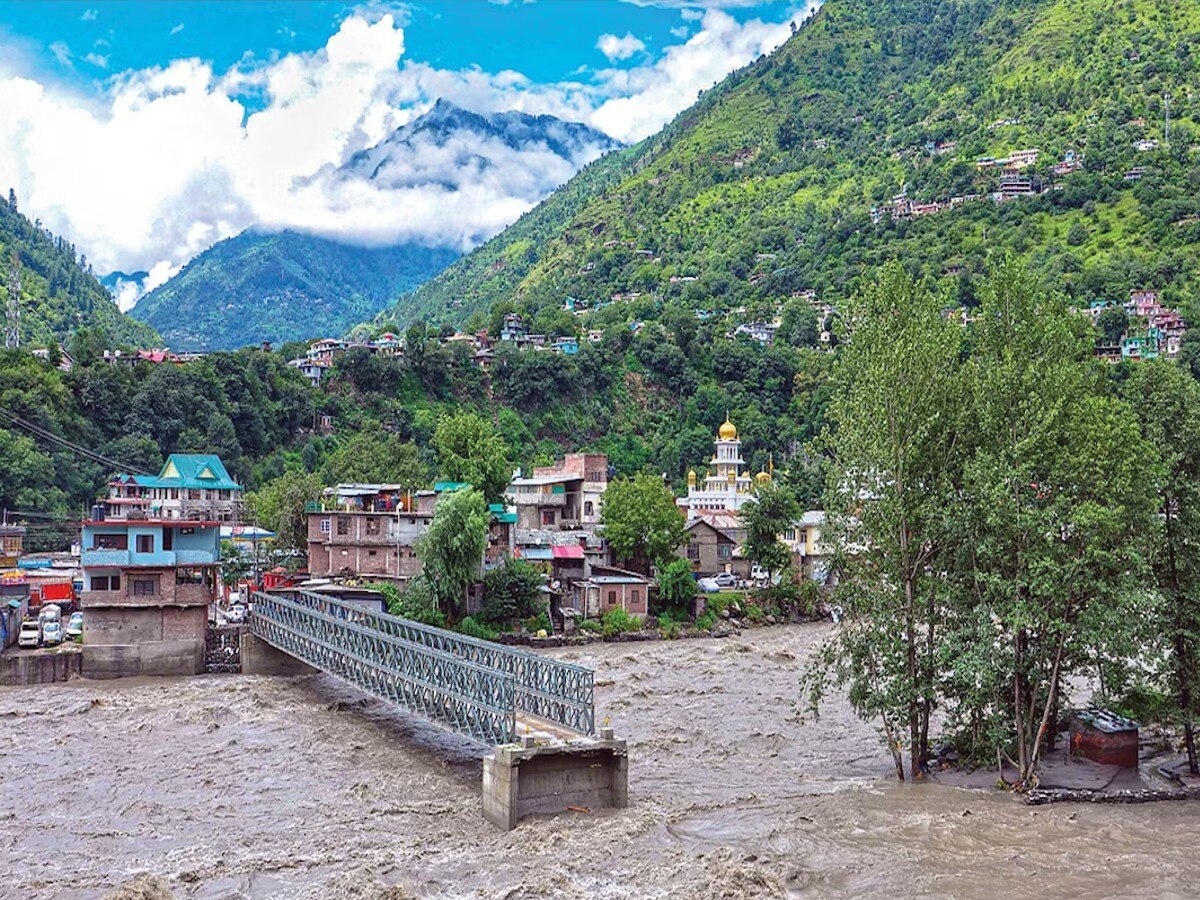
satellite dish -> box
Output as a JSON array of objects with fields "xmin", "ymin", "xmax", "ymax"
[{"xmin": 551, "ymin": 580, "xmax": 561, "ymax": 590}]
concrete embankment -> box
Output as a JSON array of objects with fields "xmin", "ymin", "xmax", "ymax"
[{"xmin": 0, "ymin": 649, "xmax": 81, "ymax": 686}]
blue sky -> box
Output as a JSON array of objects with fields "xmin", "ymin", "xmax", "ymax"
[
  {"xmin": 0, "ymin": 0, "xmax": 816, "ymax": 295},
  {"xmin": 0, "ymin": 1, "xmax": 801, "ymax": 89}
]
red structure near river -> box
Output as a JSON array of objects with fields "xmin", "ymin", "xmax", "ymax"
[{"xmin": 1071, "ymin": 708, "xmax": 1140, "ymax": 768}]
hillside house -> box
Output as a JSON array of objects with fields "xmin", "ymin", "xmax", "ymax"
[{"xmin": 306, "ymin": 484, "xmax": 436, "ymax": 583}]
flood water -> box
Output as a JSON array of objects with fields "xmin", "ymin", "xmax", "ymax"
[{"xmin": 3, "ymin": 624, "xmax": 1200, "ymax": 898}]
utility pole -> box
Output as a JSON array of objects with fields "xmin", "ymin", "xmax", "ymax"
[{"xmin": 4, "ymin": 251, "xmax": 19, "ymax": 349}]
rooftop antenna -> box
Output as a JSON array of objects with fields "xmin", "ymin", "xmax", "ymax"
[{"xmin": 4, "ymin": 251, "xmax": 19, "ymax": 349}]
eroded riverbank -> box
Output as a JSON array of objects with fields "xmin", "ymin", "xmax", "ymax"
[{"xmin": 2, "ymin": 624, "xmax": 1199, "ymax": 898}]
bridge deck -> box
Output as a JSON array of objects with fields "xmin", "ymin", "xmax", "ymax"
[{"xmin": 249, "ymin": 589, "xmax": 595, "ymax": 746}]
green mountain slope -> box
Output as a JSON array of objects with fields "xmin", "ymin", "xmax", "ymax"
[
  {"xmin": 395, "ymin": 0, "xmax": 1200, "ymax": 327},
  {"xmin": 130, "ymin": 230, "xmax": 459, "ymax": 351},
  {"xmin": 0, "ymin": 196, "xmax": 158, "ymax": 347}
]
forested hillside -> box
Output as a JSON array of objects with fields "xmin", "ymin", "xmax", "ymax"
[
  {"xmin": 0, "ymin": 194, "xmax": 158, "ymax": 347},
  {"xmin": 130, "ymin": 230, "xmax": 459, "ymax": 351},
  {"xmin": 394, "ymin": 0, "xmax": 1200, "ymax": 328}
]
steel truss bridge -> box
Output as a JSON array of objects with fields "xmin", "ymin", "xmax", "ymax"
[{"xmin": 248, "ymin": 589, "xmax": 595, "ymax": 745}]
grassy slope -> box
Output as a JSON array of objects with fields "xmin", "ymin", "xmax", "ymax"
[{"xmin": 394, "ymin": 0, "xmax": 1200, "ymax": 327}]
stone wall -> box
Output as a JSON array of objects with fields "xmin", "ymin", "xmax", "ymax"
[
  {"xmin": 81, "ymin": 606, "xmax": 205, "ymax": 679},
  {"xmin": 0, "ymin": 650, "xmax": 81, "ymax": 686}
]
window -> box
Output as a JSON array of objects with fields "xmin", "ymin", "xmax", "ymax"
[
  {"xmin": 337, "ymin": 517, "xmax": 349, "ymax": 535},
  {"xmin": 95, "ymin": 533, "xmax": 128, "ymax": 551},
  {"xmin": 687, "ymin": 542, "xmax": 700, "ymax": 561},
  {"xmin": 135, "ymin": 534, "xmax": 155, "ymax": 554},
  {"xmin": 366, "ymin": 518, "xmax": 381, "ymax": 535},
  {"xmin": 784, "ymin": 528, "xmax": 796, "ymax": 541},
  {"xmin": 542, "ymin": 510, "xmax": 556, "ymax": 526},
  {"xmin": 718, "ymin": 544, "xmax": 732, "ymax": 560},
  {"xmin": 162, "ymin": 529, "xmax": 173, "ymax": 551},
  {"xmin": 131, "ymin": 577, "xmax": 158, "ymax": 596},
  {"xmin": 319, "ymin": 518, "xmax": 331, "ymax": 535},
  {"xmin": 180, "ymin": 527, "xmax": 195, "ymax": 535},
  {"xmin": 606, "ymin": 590, "xmax": 617, "ymax": 607},
  {"xmin": 631, "ymin": 589, "xmax": 641, "ymax": 606},
  {"xmin": 368, "ymin": 550, "xmax": 377, "ymax": 557},
  {"xmin": 176, "ymin": 568, "xmax": 205, "ymax": 585},
  {"xmin": 90, "ymin": 575, "xmax": 119, "ymax": 591},
  {"xmin": 584, "ymin": 501, "xmax": 594, "ymax": 517}
]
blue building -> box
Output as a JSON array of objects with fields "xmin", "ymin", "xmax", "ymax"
[{"xmin": 80, "ymin": 454, "xmax": 242, "ymax": 678}]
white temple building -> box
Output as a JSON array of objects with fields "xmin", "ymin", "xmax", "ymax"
[{"xmin": 678, "ymin": 416, "xmax": 763, "ymax": 518}]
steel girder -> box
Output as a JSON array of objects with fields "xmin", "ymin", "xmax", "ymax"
[{"xmin": 249, "ymin": 589, "xmax": 596, "ymax": 743}]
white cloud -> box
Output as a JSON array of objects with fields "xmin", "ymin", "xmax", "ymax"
[
  {"xmin": 591, "ymin": 6, "xmax": 811, "ymax": 144},
  {"xmin": 83, "ymin": 52, "xmax": 108, "ymax": 68},
  {"xmin": 81, "ymin": 8, "xmax": 98, "ymax": 21},
  {"xmin": 597, "ymin": 32, "xmax": 646, "ymax": 62},
  {"xmin": 0, "ymin": 4, "xmax": 814, "ymax": 280},
  {"xmin": 170, "ymin": 23, "xmax": 185, "ymax": 36},
  {"xmin": 48, "ymin": 41, "xmax": 72, "ymax": 67},
  {"xmin": 670, "ymin": 24, "xmax": 690, "ymax": 39}
]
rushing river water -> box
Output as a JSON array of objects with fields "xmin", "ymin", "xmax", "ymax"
[{"xmin": 3, "ymin": 624, "xmax": 1200, "ymax": 899}]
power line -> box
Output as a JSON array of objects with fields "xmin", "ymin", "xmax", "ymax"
[{"xmin": 0, "ymin": 406, "xmax": 152, "ymax": 475}]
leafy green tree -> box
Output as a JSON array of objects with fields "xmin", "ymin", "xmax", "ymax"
[
  {"xmin": 777, "ymin": 299, "xmax": 820, "ymax": 348},
  {"xmin": 741, "ymin": 482, "xmax": 800, "ymax": 577},
  {"xmin": 952, "ymin": 260, "xmax": 1155, "ymax": 787},
  {"xmin": 656, "ymin": 558, "xmax": 697, "ymax": 618},
  {"xmin": 481, "ymin": 557, "xmax": 543, "ymax": 625},
  {"xmin": 247, "ymin": 471, "xmax": 323, "ymax": 552},
  {"xmin": 418, "ymin": 487, "xmax": 488, "ymax": 616},
  {"xmin": 0, "ymin": 427, "xmax": 62, "ymax": 513},
  {"xmin": 432, "ymin": 409, "xmax": 512, "ymax": 503},
  {"xmin": 600, "ymin": 473, "xmax": 686, "ymax": 573},
  {"xmin": 322, "ymin": 424, "xmax": 429, "ymax": 488},
  {"xmin": 1126, "ymin": 360, "xmax": 1200, "ymax": 774},
  {"xmin": 1097, "ymin": 306, "xmax": 1129, "ymax": 344},
  {"xmin": 807, "ymin": 262, "xmax": 964, "ymax": 782}
]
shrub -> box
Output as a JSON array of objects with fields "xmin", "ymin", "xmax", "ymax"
[
  {"xmin": 525, "ymin": 610, "xmax": 552, "ymax": 634},
  {"xmin": 481, "ymin": 557, "xmax": 543, "ymax": 625},
  {"xmin": 382, "ymin": 576, "xmax": 446, "ymax": 628},
  {"xmin": 579, "ymin": 619, "xmax": 602, "ymax": 633},
  {"xmin": 458, "ymin": 616, "xmax": 498, "ymax": 641},
  {"xmin": 695, "ymin": 612, "xmax": 716, "ymax": 632},
  {"xmin": 600, "ymin": 606, "xmax": 642, "ymax": 638}
]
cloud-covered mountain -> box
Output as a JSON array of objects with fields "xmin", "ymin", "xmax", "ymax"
[
  {"xmin": 128, "ymin": 100, "xmax": 619, "ymax": 350},
  {"xmin": 99, "ymin": 270, "xmax": 150, "ymax": 312}
]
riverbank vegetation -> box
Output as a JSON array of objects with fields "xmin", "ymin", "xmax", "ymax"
[{"xmin": 804, "ymin": 258, "xmax": 1200, "ymax": 787}]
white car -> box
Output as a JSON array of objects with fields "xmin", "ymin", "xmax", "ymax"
[
  {"xmin": 697, "ymin": 577, "xmax": 721, "ymax": 593},
  {"xmin": 224, "ymin": 604, "xmax": 247, "ymax": 624},
  {"xmin": 714, "ymin": 572, "xmax": 738, "ymax": 589},
  {"xmin": 65, "ymin": 611, "xmax": 84, "ymax": 639},
  {"xmin": 41, "ymin": 620, "xmax": 63, "ymax": 646},
  {"xmin": 18, "ymin": 620, "xmax": 40, "ymax": 649}
]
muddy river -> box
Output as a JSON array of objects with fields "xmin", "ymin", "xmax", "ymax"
[{"xmin": 2, "ymin": 625, "xmax": 1199, "ymax": 898}]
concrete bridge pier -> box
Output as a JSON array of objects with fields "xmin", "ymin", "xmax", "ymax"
[
  {"xmin": 483, "ymin": 727, "xmax": 629, "ymax": 830},
  {"xmin": 240, "ymin": 632, "xmax": 318, "ymax": 676}
]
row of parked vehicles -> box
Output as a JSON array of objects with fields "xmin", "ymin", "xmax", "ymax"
[{"xmin": 17, "ymin": 604, "xmax": 83, "ymax": 649}]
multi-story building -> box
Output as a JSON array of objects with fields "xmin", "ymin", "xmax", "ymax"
[
  {"xmin": 678, "ymin": 418, "xmax": 757, "ymax": 517},
  {"xmin": 106, "ymin": 455, "xmax": 242, "ymax": 522},
  {"xmin": 81, "ymin": 454, "xmax": 240, "ymax": 678},
  {"xmin": 0, "ymin": 524, "xmax": 24, "ymax": 569},
  {"xmin": 783, "ymin": 511, "xmax": 834, "ymax": 585},
  {"xmin": 507, "ymin": 453, "xmax": 610, "ymax": 532},
  {"xmin": 306, "ymin": 484, "xmax": 436, "ymax": 583}
]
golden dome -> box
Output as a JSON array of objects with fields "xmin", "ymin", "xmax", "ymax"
[
  {"xmin": 718, "ymin": 416, "xmax": 738, "ymax": 441},
  {"xmin": 755, "ymin": 469, "xmax": 772, "ymax": 485}
]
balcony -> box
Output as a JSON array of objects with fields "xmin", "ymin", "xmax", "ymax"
[
  {"xmin": 81, "ymin": 549, "xmax": 130, "ymax": 567},
  {"xmin": 175, "ymin": 549, "xmax": 218, "ymax": 566},
  {"xmin": 509, "ymin": 492, "xmax": 567, "ymax": 507}
]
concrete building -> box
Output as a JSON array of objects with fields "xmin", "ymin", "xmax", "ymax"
[
  {"xmin": 106, "ymin": 455, "xmax": 242, "ymax": 522},
  {"xmin": 507, "ymin": 453, "xmax": 610, "ymax": 532},
  {"xmin": 306, "ymin": 484, "xmax": 434, "ymax": 583},
  {"xmin": 678, "ymin": 517, "xmax": 738, "ymax": 576},
  {"xmin": 678, "ymin": 418, "xmax": 755, "ymax": 517},
  {"xmin": 567, "ymin": 565, "xmax": 652, "ymax": 620},
  {"xmin": 784, "ymin": 511, "xmax": 834, "ymax": 585},
  {"xmin": 0, "ymin": 524, "xmax": 24, "ymax": 569},
  {"xmin": 80, "ymin": 454, "xmax": 240, "ymax": 678}
]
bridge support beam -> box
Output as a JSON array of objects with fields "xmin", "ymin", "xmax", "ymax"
[
  {"xmin": 482, "ymin": 729, "xmax": 628, "ymax": 830},
  {"xmin": 241, "ymin": 632, "xmax": 318, "ymax": 676}
]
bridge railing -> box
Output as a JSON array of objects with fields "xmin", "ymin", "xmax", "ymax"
[
  {"xmin": 251, "ymin": 589, "xmax": 595, "ymax": 738},
  {"xmin": 249, "ymin": 591, "xmax": 517, "ymax": 745}
]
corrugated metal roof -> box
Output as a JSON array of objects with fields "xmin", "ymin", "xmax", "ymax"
[{"xmin": 551, "ymin": 545, "xmax": 584, "ymax": 559}]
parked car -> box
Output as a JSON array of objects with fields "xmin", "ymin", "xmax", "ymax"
[
  {"xmin": 697, "ymin": 577, "xmax": 721, "ymax": 593},
  {"xmin": 41, "ymin": 620, "xmax": 63, "ymax": 646},
  {"xmin": 224, "ymin": 604, "xmax": 247, "ymax": 624},
  {"xmin": 65, "ymin": 611, "xmax": 84, "ymax": 639},
  {"xmin": 714, "ymin": 572, "xmax": 738, "ymax": 589},
  {"xmin": 18, "ymin": 619, "xmax": 40, "ymax": 649},
  {"xmin": 750, "ymin": 565, "xmax": 770, "ymax": 582}
]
